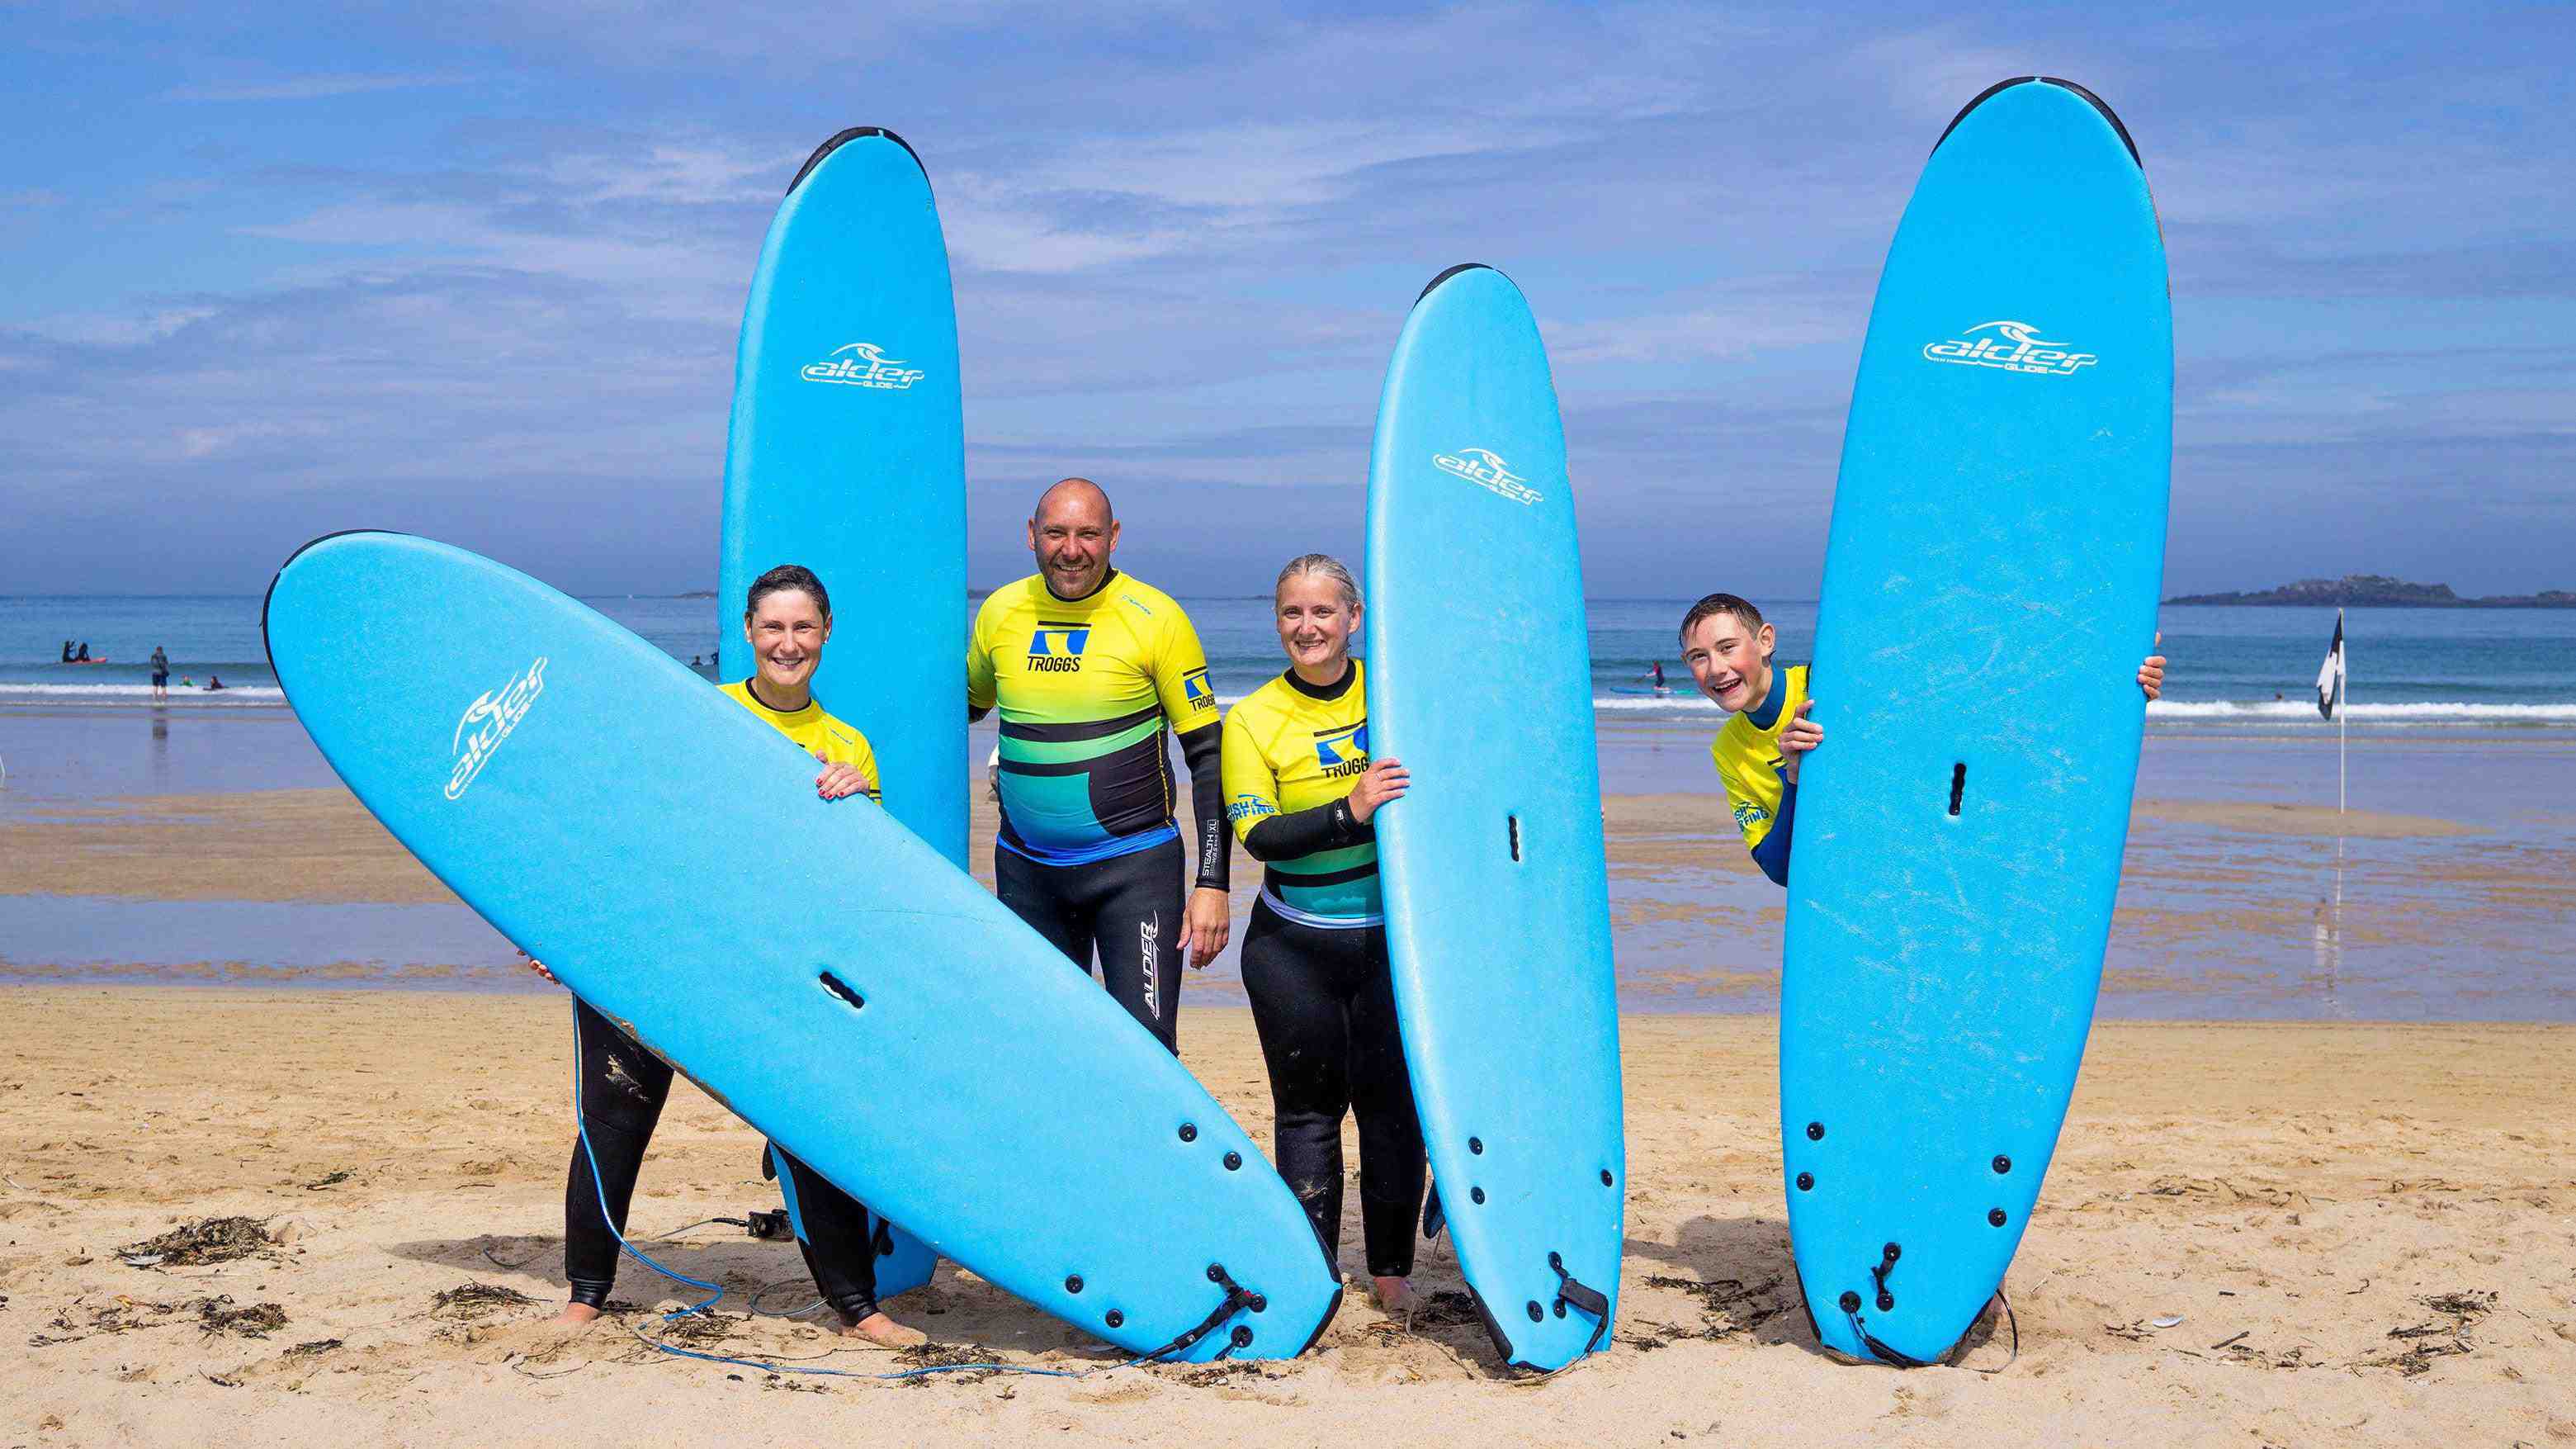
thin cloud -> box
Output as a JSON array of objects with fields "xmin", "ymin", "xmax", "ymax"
[{"xmin": 158, "ymin": 73, "xmax": 473, "ymax": 103}]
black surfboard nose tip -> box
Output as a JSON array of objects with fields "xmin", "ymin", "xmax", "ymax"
[
  {"xmin": 1416, "ymin": 262, "xmax": 1497, "ymax": 305},
  {"xmin": 787, "ymin": 126, "xmax": 928, "ymax": 196},
  {"xmin": 1931, "ymin": 76, "xmax": 2143, "ymax": 171}
]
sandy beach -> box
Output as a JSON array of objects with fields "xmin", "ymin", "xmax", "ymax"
[{"xmin": 4, "ymin": 989, "xmax": 2570, "ymax": 1445}]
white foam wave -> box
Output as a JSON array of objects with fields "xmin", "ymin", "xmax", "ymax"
[
  {"xmin": 0, "ymin": 682, "xmax": 285, "ymax": 705},
  {"xmin": 2145, "ymin": 699, "xmax": 2576, "ymax": 723}
]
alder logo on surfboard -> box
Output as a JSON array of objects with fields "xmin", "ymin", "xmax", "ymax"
[
  {"xmin": 800, "ymin": 342, "xmax": 927, "ymax": 391},
  {"xmin": 1921, "ymin": 320, "xmax": 2098, "ymax": 376},
  {"xmin": 447, "ymin": 656, "xmax": 548, "ymax": 801},
  {"xmin": 1433, "ymin": 447, "xmax": 1543, "ymax": 505}
]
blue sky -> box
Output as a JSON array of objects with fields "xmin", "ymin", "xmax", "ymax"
[{"xmin": 4, "ymin": 2, "xmax": 2569, "ymax": 597}]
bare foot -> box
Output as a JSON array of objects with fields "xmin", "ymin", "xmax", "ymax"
[
  {"xmin": 838, "ymin": 1311, "xmax": 928, "ymax": 1348},
  {"xmin": 551, "ymin": 1302, "xmax": 603, "ymax": 1326},
  {"xmin": 1371, "ymin": 1276, "xmax": 1420, "ymax": 1316}
]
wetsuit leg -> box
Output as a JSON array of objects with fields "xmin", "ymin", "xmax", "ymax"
[
  {"xmin": 996, "ymin": 837, "xmax": 1182, "ymax": 1052},
  {"xmin": 563, "ymin": 998, "xmax": 674, "ymax": 1307},
  {"xmin": 1345, "ymin": 924, "xmax": 1426, "ymax": 1279},
  {"xmin": 994, "ymin": 844, "xmax": 1098, "ymax": 976},
  {"xmin": 1083, "ymin": 836, "xmax": 1184, "ymax": 1051},
  {"xmin": 768, "ymin": 1143, "xmax": 882, "ymax": 1325},
  {"xmin": 1239, "ymin": 900, "xmax": 1358, "ymax": 1266}
]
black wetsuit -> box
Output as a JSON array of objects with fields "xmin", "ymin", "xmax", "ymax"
[
  {"xmin": 994, "ymin": 834, "xmax": 1190, "ymax": 1049},
  {"xmin": 1222, "ymin": 661, "xmax": 1425, "ymax": 1277},
  {"xmin": 562, "ymin": 999, "xmax": 882, "ymax": 1321}
]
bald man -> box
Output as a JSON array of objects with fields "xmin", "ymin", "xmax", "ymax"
[{"xmin": 966, "ymin": 479, "xmax": 1230, "ymax": 1050}]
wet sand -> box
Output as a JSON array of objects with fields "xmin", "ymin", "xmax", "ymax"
[{"xmin": 4, "ymin": 989, "xmax": 2571, "ymax": 1445}]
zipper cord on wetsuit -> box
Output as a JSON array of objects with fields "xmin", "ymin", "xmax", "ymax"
[{"xmin": 562, "ymin": 1001, "xmax": 1264, "ymax": 1383}]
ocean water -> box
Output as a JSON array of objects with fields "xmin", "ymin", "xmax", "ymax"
[{"xmin": 5, "ymin": 593, "xmax": 2573, "ymax": 733}]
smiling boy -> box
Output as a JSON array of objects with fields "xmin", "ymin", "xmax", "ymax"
[{"xmin": 1677, "ymin": 593, "xmax": 2165, "ymax": 886}]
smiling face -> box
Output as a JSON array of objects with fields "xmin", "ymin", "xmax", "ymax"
[
  {"xmin": 1028, "ymin": 480, "xmax": 1119, "ymax": 600},
  {"xmin": 743, "ymin": 587, "xmax": 831, "ymax": 699},
  {"xmin": 1681, "ymin": 611, "xmax": 1775, "ymax": 715},
  {"xmin": 1274, "ymin": 572, "xmax": 1359, "ymax": 677}
]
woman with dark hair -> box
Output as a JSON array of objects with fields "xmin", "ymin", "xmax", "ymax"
[{"xmin": 526, "ymin": 563, "xmax": 925, "ymax": 1347}]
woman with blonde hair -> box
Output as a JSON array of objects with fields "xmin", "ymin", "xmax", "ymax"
[{"xmin": 1219, "ymin": 554, "xmax": 1426, "ymax": 1312}]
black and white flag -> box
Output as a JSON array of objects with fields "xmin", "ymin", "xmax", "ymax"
[{"xmin": 2314, "ymin": 609, "xmax": 2346, "ymax": 720}]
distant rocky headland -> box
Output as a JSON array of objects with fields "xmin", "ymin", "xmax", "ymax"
[{"xmin": 2165, "ymin": 575, "xmax": 2576, "ymax": 608}]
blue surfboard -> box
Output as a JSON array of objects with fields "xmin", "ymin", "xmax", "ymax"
[
  {"xmin": 1781, "ymin": 78, "xmax": 2171, "ymax": 1365},
  {"xmin": 716, "ymin": 126, "xmax": 967, "ymax": 1300},
  {"xmin": 265, "ymin": 533, "xmax": 1342, "ymax": 1361},
  {"xmin": 1364, "ymin": 265, "xmax": 1624, "ymax": 1372}
]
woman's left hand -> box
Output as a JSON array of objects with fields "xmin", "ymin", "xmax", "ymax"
[{"xmin": 815, "ymin": 759, "xmax": 872, "ymax": 801}]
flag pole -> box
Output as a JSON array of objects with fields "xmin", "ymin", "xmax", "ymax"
[{"xmin": 2337, "ymin": 608, "xmax": 2347, "ymax": 815}]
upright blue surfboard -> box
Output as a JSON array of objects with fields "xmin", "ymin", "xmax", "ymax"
[
  {"xmin": 1365, "ymin": 265, "xmax": 1624, "ymax": 1372},
  {"xmin": 266, "ymin": 533, "xmax": 1342, "ymax": 1361},
  {"xmin": 716, "ymin": 128, "xmax": 967, "ymax": 1295},
  {"xmin": 719, "ymin": 127, "xmax": 966, "ymax": 869},
  {"xmin": 1781, "ymin": 78, "xmax": 2171, "ymax": 1365}
]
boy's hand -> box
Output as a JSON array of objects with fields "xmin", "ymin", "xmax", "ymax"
[
  {"xmin": 517, "ymin": 950, "xmax": 560, "ymax": 987},
  {"xmin": 2139, "ymin": 631, "xmax": 2166, "ymax": 702},
  {"xmin": 1778, "ymin": 698, "xmax": 1823, "ymax": 784}
]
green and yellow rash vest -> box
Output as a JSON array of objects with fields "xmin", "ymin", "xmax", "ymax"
[
  {"xmin": 1221, "ymin": 661, "xmax": 1380, "ymax": 928},
  {"xmin": 967, "ymin": 570, "xmax": 1222, "ymax": 869},
  {"xmin": 1709, "ymin": 662, "xmax": 1807, "ymax": 886},
  {"xmin": 719, "ymin": 680, "xmax": 882, "ymax": 803}
]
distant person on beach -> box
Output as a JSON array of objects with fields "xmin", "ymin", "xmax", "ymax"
[
  {"xmin": 150, "ymin": 647, "xmax": 170, "ymax": 702},
  {"xmin": 522, "ymin": 563, "xmax": 924, "ymax": 1350},
  {"xmin": 1678, "ymin": 593, "xmax": 2167, "ymax": 886},
  {"xmin": 203, "ymin": 675, "xmax": 225, "ymax": 691}
]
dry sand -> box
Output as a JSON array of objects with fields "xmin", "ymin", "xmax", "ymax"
[{"xmin": 5, "ymin": 989, "xmax": 2572, "ymax": 1446}]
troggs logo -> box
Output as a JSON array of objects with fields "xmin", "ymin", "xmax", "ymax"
[
  {"xmin": 1181, "ymin": 668, "xmax": 1215, "ymax": 713},
  {"xmin": 1433, "ymin": 447, "xmax": 1542, "ymax": 505},
  {"xmin": 1026, "ymin": 622, "xmax": 1089, "ymax": 673},
  {"xmin": 800, "ymin": 342, "xmax": 927, "ymax": 391},
  {"xmin": 447, "ymin": 657, "xmax": 548, "ymax": 801},
  {"xmin": 1312, "ymin": 722, "xmax": 1369, "ymax": 778},
  {"xmin": 1921, "ymin": 320, "xmax": 2098, "ymax": 376}
]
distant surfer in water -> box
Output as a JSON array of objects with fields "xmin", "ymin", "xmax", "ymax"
[
  {"xmin": 59, "ymin": 641, "xmax": 74, "ymax": 663},
  {"xmin": 967, "ymin": 477, "xmax": 1230, "ymax": 1050},
  {"xmin": 525, "ymin": 564, "xmax": 926, "ymax": 1348},
  {"xmin": 1678, "ymin": 593, "xmax": 2166, "ymax": 885},
  {"xmin": 202, "ymin": 674, "xmax": 225, "ymax": 692},
  {"xmin": 1222, "ymin": 554, "xmax": 1427, "ymax": 1315}
]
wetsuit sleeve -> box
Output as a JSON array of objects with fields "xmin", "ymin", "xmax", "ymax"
[
  {"xmin": 1220, "ymin": 708, "xmax": 1277, "ymax": 845},
  {"xmin": 965, "ymin": 595, "xmax": 998, "ymax": 722},
  {"xmin": 1242, "ymin": 798, "xmax": 1370, "ymax": 863},
  {"xmin": 1146, "ymin": 603, "xmax": 1220, "ymax": 734},
  {"xmin": 1179, "ymin": 722, "xmax": 1229, "ymax": 890},
  {"xmin": 848, "ymin": 734, "xmax": 882, "ymax": 805},
  {"xmin": 1748, "ymin": 776, "xmax": 1796, "ymax": 887}
]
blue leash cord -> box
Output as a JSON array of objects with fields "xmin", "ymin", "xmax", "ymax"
[{"xmin": 562, "ymin": 1001, "xmax": 1145, "ymax": 1384}]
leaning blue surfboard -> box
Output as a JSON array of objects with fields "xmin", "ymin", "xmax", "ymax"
[
  {"xmin": 266, "ymin": 533, "xmax": 1342, "ymax": 1361},
  {"xmin": 1365, "ymin": 265, "xmax": 1624, "ymax": 1371},
  {"xmin": 1782, "ymin": 78, "xmax": 2172, "ymax": 1365},
  {"xmin": 716, "ymin": 126, "xmax": 967, "ymax": 1298}
]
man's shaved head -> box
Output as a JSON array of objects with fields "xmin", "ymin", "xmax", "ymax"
[
  {"xmin": 1034, "ymin": 476, "xmax": 1113, "ymax": 528},
  {"xmin": 1027, "ymin": 476, "xmax": 1122, "ymax": 600}
]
